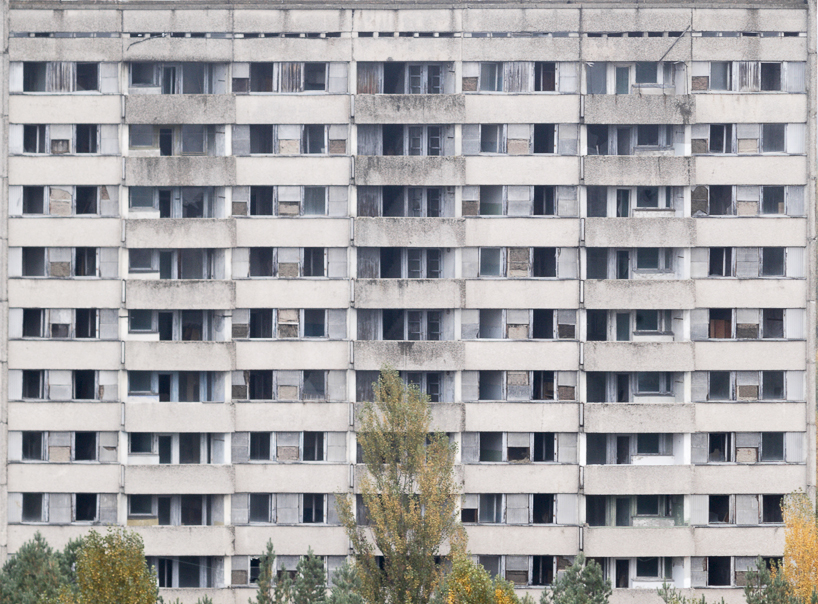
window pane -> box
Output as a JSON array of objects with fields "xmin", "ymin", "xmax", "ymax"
[
  {"xmin": 761, "ymin": 432, "xmax": 784, "ymax": 461},
  {"xmin": 636, "ymin": 248, "xmax": 659, "ymax": 269},
  {"xmin": 762, "ymin": 124, "xmax": 785, "ymax": 153},
  {"xmin": 637, "ymin": 433, "xmax": 660, "ymax": 454},
  {"xmin": 480, "ymin": 248, "xmax": 502, "ymax": 276},
  {"xmin": 761, "ymin": 187, "xmax": 785, "ymax": 215},
  {"xmin": 130, "ymin": 495, "xmax": 153, "ymax": 515},
  {"xmin": 181, "ymin": 125, "xmax": 206, "ymax": 154},
  {"xmin": 635, "ymin": 62, "xmax": 658, "ymax": 84},
  {"xmin": 129, "ymin": 125, "xmax": 154, "ymax": 148},
  {"xmin": 130, "ymin": 310, "xmax": 153, "ymax": 332},
  {"xmin": 303, "ymin": 187, "xmax": 326, "ymax": 215},
  {"xmin": 130, "ymin": 187, "xmax": 154, "ymax": 208},
  {"xmin": 129, "ymin": 249, "xmax": 153, "ymax": 270},
  {"xmin": 129, "ymin": 371, "xmax": 153, "ymax": 394},
  {"xmin": 130, "ymin": 433, "xmax": 153, "ymax": 453},
  {"xmin": 711, "ymin": 62, "xmax": 730, "ymax": 90}
]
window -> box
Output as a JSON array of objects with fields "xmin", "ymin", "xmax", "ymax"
[
  {"xmin": 181, "ymin": 125, "xmax": 206, "ymax": 154},
  {"xmin": 75, "ymin": 493, "xmax": 97, "ymax": 522},
  {"xmin": 709, "ymin": 372, "xmax": 732, "ymax": 400},
  {"xmin": 709, "ymin": 248, "xmax": 733, "ymax": 277},
  {"xmin": 130, "ymin": 495, "xmax": 153, "ymax": 516},
  {"xmin": 636, "ymin": 433, "xmax": 660, "ymax": 455},
  {"xmin": 129, "ymin": 310, "xmax": 153, "ymax": 332},
  {"xmin": 74, "ymin": 63, "xmax": 99, "ymax": 91},
  {"xmin": 760, "ymin": 63, "xmax": 782, "ymax": 91},
  {"xmin": 761, "ymin": 433, "xmax": 785, "ymax": 461},
  {"xmin": 129, "ymin": 249, "xmax": 154, "ymax": 272},
  {"xmin": 22, "ymin": 493, "xmax": 44, "ymax": 522},
  {"xmin": 129, "ymin": 433, "xmax": 153, "ymax": 454},
  {"xmin": 23, "ymin": 187, "xmax": 45, "ymax": 214},
  {"xmin": 480, "ymin": 248, "xmax": 503, "ymax": 277},
  {"xmin": 534, "ymin": 62, "xmax": 556, "ymax": 92},
  {"xmin": 533, "ymin": 433, "xmax": 555, "ymax": 462},
  {"xmin": 710, "ymin": 62, "xmax": 732, "ymax": 90},
  {"xmin": 533, "ymin": 124, "xmax": 555, "ymax": 154},
  {"xmin": 131, "ymin": 63, "xmax": 157, "ymax": 86},
  {"xmin": 636, "ymin": 558, "xmax": 660, "ymax": 579},
  {"xmin": 709, "ymin": 309, "xmax": 733, "ymax": 339},
  {"xmin": 74, "ymin": 370, "xmax": 95, "ymax": 399},
  {"xmin": 23, "ymin": 125, "xmax": 47, "ymax": 153},
  {"xmin": 302, "ymin": 248, "xmax": 325, "ymax": 277},
  {"xmin": 250, "ymin": 494, "xmax": 272, "ymax": 523},
  {"xmin": 709, "ymin": 495, "xmax": 730, "ymax": 523},
  {"xmin": 637, "ymin": 495, "xmax": 660, "ymax": 515},
  {"xmin": 303, "ymin": 309, "xmax": 326, "ymax": 337},
  {"xmin": 303, "ymin": 371, "xmax": 326, "ymax": 400},
  {"xmin": 636, "ymin": 248, "xmax": 670, "ymax": 270},
  {"xmin": 707, "ymin": 557, "xmax": 731, "ymax": 587},
  {"xmin": 761, "ymin": 248, "xmax": 785, "ymax": 276},
  {"xmin": 22, "ymin": 309, "xmax": 44, "ymax": 338},
  {"xmin": 304, "ymin": 63, "xmax": 327, "ymax": 91},
  {"xmin": 480, "ymin": 63, "xmax": 503, "ymax": 91},
  {"xmin": 76, "ymin": 125, "xmax": 98, "ymax": 154},
  {"xmin": 22, "ymin": 370, "xmax": 44, "ymax": 399},
  {"xmin": 762, "ymin": 495, "xmax": 784, "ymax": 523},
  {"xmin": 762, "ymin": 309, "xmax": 784, "ymax": 339},
  {"xmin": 532, "ymin": 248, "xmax": 557, "ymax": 277},
  {"xmin": 478, "ymin": 371, "xmax": 504, "ymax": 401},
  {"xmin": 761, "ymin": 186, "xmax": 785, "ymax": 214},
  {"xmin": 479, "ymin": 433, "xmax": 503, "ymax": 462},
  {"xmin": 74, "ymin": 432, "xmax": 97, "ymax": 461},
  {"xmin": 302, "ymin": 494, "xmax": 324, "ymax": 523},
  {"xmin": 250, "ymin": 433, "xmax": 272, "ymax": 461},
  {"xmin": 533, "ymin": 186, "xmax": 555, "ymax": 216},
  {"xmin": 248, "ymin": 371, "xmax": 273, "ymax": 400},
  {"xmin": 249, "ymin": 248, "xmax": 274, "ymax": 277},
  {"xmin": 709, "ymin": 124, "xmax": 733, "ymax": 153},
  {"xmin": 761, "ymin": 124, "xmax": 785, "ymax": 153},
  {"xmin": 637, "ymin": 125, "xmax": 659, "ymax": 146},
  {"xmin": 480, "ymin": 125, "xmax": 503, "ymax": 153},
  {"xmin": 302, "ymin": 125, "xmax": 326, "ymax": 154},
  {"xmin": 636, "ymin": 373, "xmax": 672, "ymax": 395},
  {"xmin": 478, "ymin": 494, "xmax": 502, "ymax": 523},
  {"xmin": 22, "ymin": 432, "xmax": 44, "ymax": 461},
  {"xmin": 23, "ymin": 62, "xmax": 47, "ymax": 91},
  {"xmin": 708, "ymin": 433, "xmax": 732, "ymax": 463},
  {"xmin": 635, "ymin": 62, "xmax": 658, "ymax": 84},
  {"xmin": 249, "ymin": 309, "xmax": 274, "ymax": 338},
  {"xmin": 762, "ymin": 371, "xmax": 784, "ymax": 400},
  {"xmin": 303, "ymin": 187, "xmax": 326, "ymax": 215}
]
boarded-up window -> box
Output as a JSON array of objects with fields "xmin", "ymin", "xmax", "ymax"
[{"xmin": 357, "ymin": 63, "xmax": 382, "ymax": 94}]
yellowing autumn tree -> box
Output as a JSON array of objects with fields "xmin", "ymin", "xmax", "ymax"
[
  {"xmin": 57, "ymin": 527, "xmax": 158, "ymax": 604},
  {"xmin": 782, "ymin": 492, "xmax": 818, "ymax": 602},
  {"xmin": 440, "ymin": 552, "xmax": 520, "ymax": 604},
  {"xmin": 337, "ymin": 367, "xmax": 463, "ymax": 604}
]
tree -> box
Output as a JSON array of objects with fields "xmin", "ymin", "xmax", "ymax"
[
  {"xmin": 57, "ymin": 527, "xmax": 158, "ymax": 604},
  {"xmin": 336, "ymin": 366, "xmax": 463, "ymax": 604},
  {"xmin": 293, "ymin": 549, "xmax": 327, "ymax": 604},
  {"xmin": 437, "ymin": 552, "xmax": 520, "ymax": 604},
  {"xmin": 744, "ymin": 557, "xmax": 794, "ymax": 604},
  {"xmin": 0, "ymin": 532, "xmax": 72, "ymax": 604},
  {"xmin": 327, "ymin": 561, "xmax": 363, "ymax": 604},
  {"xmin": 657, "ymin": 583, "xmax": 723, "ymax": 604},
  {"xmin": 782, "ymin": 492, "xmax": 818, "ymax": 603},
  {"xmin": 540, "ymin": 554, "xmax": 611, "ymax": 604}
]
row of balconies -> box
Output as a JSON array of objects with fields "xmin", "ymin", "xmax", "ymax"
[
  {"xmin": 4, "ymin": 339, "xmax": 807, "ymax": 371},
  {"xmin": 6, "ymin": 400, "xmax": 806, "ymax": 434},
  {"xmin": 8, "ymin": 277, "xmax": 807, "ymax": 310},
  {"xmin": 8, "ymin": 155, "xmax": 807, "ymax": 187},
  {"xmin": 7, "ymin": 93, "xmax": 808, "ymax": 126},
  {"xmin": 7, "ymin": 216, "xmax": 807, "ymax": 249}
]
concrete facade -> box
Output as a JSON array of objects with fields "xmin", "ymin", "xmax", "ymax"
[{"xmin": 0, "ymin": 1, "xmax": 815, "ymax": 603}]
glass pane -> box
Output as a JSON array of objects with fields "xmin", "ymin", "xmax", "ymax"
[
  {"xmin": 181, "ymin": 125, "xmax": 206, "ymax": 154},
  {"xmin": 130, "ymin": 125, "xmax": 154, "ymax": 148},
  {"xmin": 303, "ymin": 187, "xmax": 326, "ymax": 215},
  {"xmin": 635, "ymin": 62, "xmax": 658, "ymax": 84},
  {"xmin": 130, "ymin": 187, "xmax": 154, "ymax": 208},
  {"xmin": 480, "ymin": 249, "xmax": 502, "ymax": 276}
]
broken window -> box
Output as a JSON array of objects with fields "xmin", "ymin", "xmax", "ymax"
[
  {"xmin": 532, "ymin": 556, "xmax": 555, "ymax": 586},
  {"xmin": 302, "ymin": 125, "xmax": 326, "ymax": 154},
  {"xmin": 22, "ymin": 493, "xmax": 44, "ymax": 522},
  {"xmin": 302, "ymin": 248, "xmax": 325, "ymax": 277},
  {"xmin": 250, "ymin": 186, "xmax": 274, "ymax": 215},
  {"xmin": 637, "ymin": 125, "xmax": 659, "ymax": 146},
  {"xmin": 249, "ymin": 248, "xmax": 275, "ymax": 277},
  {"xmin": 761, "ymin": 432, "xmax": 785, "ymax": 461},
  {"xmin": 22, "ymin": 309, "xmax": 44, "ymax": 338},
  {"xmin": 533, "ymin": 124, "xmax": 555, "ymax": 154},
  {"xmin": 23, "ymin": 62, "xmax": 48, "ymax": 91},
  {"xmin": 586, "ymin": 249, "xmax": 608, "ymax": 279},
  {"xmin": 708, "ymin": 557, "xmax": 731, "ymax": 586},
  {"xmin": 248, "ymin": 371, "xmax": 273, "ymax": 400},
  {"xmin": 74, "ymin": 247, "xmax": 97, "ymax": 277},
  {"xmin": 74, "ymin": 432, "xmax": 97, "ymax": 461},
  {"xmin": 760, "ymin": 63, "xmax": 782, "ymax": 91},
  {"xmin": 533, "ymin": 433, "xmax": 555, "ymax": 462},
  {"xmin": 532, "ymin": 186, "xmax": 556, "ymax": 215},
  {"xmin": 709, "ymin": 433, "xmax": 732, "ymax": 463},
  {"xmin": 129, "ymin": 433, "xmax": 153, "ymax": 454},
  {"xmin": 303, "ymin": 371, "xmax": 326, "ymax": 400},
  {"xmin": 75, "ymin": 125, "xmax": 98, "ymax": 154},
  {"xmin": 532, "ymin": 248, "xmax": 557, "ymax": 277},
  {"xmin": 635, "ymin": 558, "xmax": 660, "ymax": 579},
  {"xmin": 478, "ymin": 371, "xmax": 504, "ymax": 401},
  {"xmin": 709, "ymin": 248, "xmax": 733, "ymax": 277},
  {"xmin": 302, "ymin": 494, "xmax": 324, "ymax": 523},
  {"xmin": 178, "ymin": 434, "xmax": 201, "ymax": 464},
  {"xmin": 129, "ymin": 495, "xmax": 153, "ymax": 516},
  {"xmin": 249, "ymin": 309, "xmax": 274, "ymax": 338},
  {"xmin": 708, "ymin": 186, "xmax": 734, "ymax": 215},
  {"xmin": 74, "ymin": 493, "xmax": 97, "ymax": 522},
  {"xmin": 709, "ymin": 309, "xmax": 733, "ymax": 339},
  {"xmin": 480, "ymin": 248, "xmax": 503, "ymax": 277},
  {"xmin": 74, "ymin": 187, "xmax": 98, "ymax": 215},
  {"xmin": 532, "ymin": 372, "xmax": 555, "ymax": 401},
  {"xmin": 761, "ymin": 248, "xmax": 785, "ymax": 276},
  {"xmin": 636, "ymin": 433, "xmax": 660, "ymax": 455},
  {"xmin": 709, "ymin": 124, "xmax": 733, "ymax": 153},
  {"xmin": 479, "ymin": 433, "xmax": 503, "ymax": 462},
  {"xmin": 761, "ymin": 186, "xmax": 785, "ymax": 214},
  {"xmin": 532, "ymin": 309, "xmax": 555, "ymax": 339},
  {"xmin": 23, "ymin": 125, "xmax": 47, "ymax": 154},
  {"xmin": 74, "ymin": 370, "xmax": 95, "ymax": 400},
  {"xmin": 709, "ymin": 495, "xmax": 731, "ymax": 523},
  {"xmin": 22, "ymin": 187, "xmax": 45, "ymax": 214},
  {"xmin": 762, "ymin": 309, "xmax": 784, "ymax": 339},
  {"xmin": 534, "ymin": 62, "xmax": 556, "ymax": 92},
  {"xmin": 480, "ymin": 63, "xmax": 503, "ymax": 91},
  {"xmin": 709, "ymin": 372, "xmax": 733, "ymax": 400},
  {"xmin": 761, "ymin": 124, "xmax": 785, "ymax": 153},
  {"xmin": 480, "ymin": 125, "xmax": 504, "ymax": 153},
  {"xmin": 22, "ymin": 370, "xmax": 43, "ymax": 399},
  {"xmin": 532, "ymin": 494, "xmax": 554, "ymax": 524},
  {"xmin": 762, "ymin": 495, "xmax": 784, "ymax": 523},
  {"xmin": 762, "ymin": 371, "xmax": 784, "ymax": 400},
  {"xmin": 586, "ymin": 125, "xmax": 609, "ymax": 155},
  {"xmin": 250, "ymin": 433, "xmax": 272, "ymax": 461},
  {"xmin": 478, "ymin": 494, "xmax": 503, "ymax": 523}
]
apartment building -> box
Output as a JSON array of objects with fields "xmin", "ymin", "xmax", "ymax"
[{"xmin": 0, "ymin": 0, "xmax": 815, "ymax": 602}]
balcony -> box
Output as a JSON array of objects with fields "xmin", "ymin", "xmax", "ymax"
[
  {"xmin": 235, "ymin": 526, "xmax": 348, "ymax": 556},
  {"xmin": 235, "ymin": 341, "xmax": 348, "ymax": 370},
  {"xmin": 356, "ymin": 94, "xmax": 465, "ymax": 124},
  {"xmin": 464, "ymin": 156, "xmax": 579, "ymax": 186},
  {"xmin": 695, "ymin": 156, "xmax": 807, "ymax": 186},
  {"xmin": 236, "ymin": 157, "xmax": 350, "ymax": 186},
  {"xmin": 236, "ymin": 95, "xmax": 350, "ymax": 125},
  {"xmin": 9, "ymin": 95, "xmax": 120, "ymax": 125},
  {"xmin": 694, "ymin": 279, "xmax": 806, "ymax": 309},
  {"xmin": 355, "ymin": 279, "xmax": 464, "ymax": 309},
  {"xmin": 355, "ymin": 156, "xmax": 465, "ymax": 186},
  {"xmin": 126, "ymin": 280, "xmax": 235, "ymax": 309},
  {"xmin": 125, "ymin": 95, "xmax": 236, "ymax": 124},
  {"xmin": 585, "ymin": 527, "xmax": 694, "ymax": 558},
  {"xmin": 464, "ymin": 218, "xmax": 579, "ymax": 247},
  {"xmin": 693, "ymin": 341, "xmax": 806, "ymax": 371},
  {"xmin": 236, "ymin": 218, "xmax": 349, "ymax": 248},
  {"xmin": 126, "ymin": 157, "xmax": 237, "ymax": 187},
  {"xmin": 8, "ymin": 402, "xmax": 121, "ymax": 431},
  {"xmin": 464, "ymin": 402, "xmax": 579, "ymax": 433},
  {"xmin": 353, "ymin": 341, "xmax": 464, "ymax": 371},
  {"xmin": 10, "ymin": 156, "xmax": 121, "ymax": 186},
  {"xmin": 10, "ymin": 218, "xmax": 121, "ymax": 248},
  {"xmin": 695, "ymin": 217, "xmax": 806, "ymax": 248},
  {"xmin": 8, "ymin": 463, "xmax": 120, "ymax": 493},
  {"xmin": 234, "ymin": 464, "xmax": 349, "ymax": 493},
  {"xmin": 9, "ymin": 341, "xmax": 121, "ymax": 370},
  {"xmin": 126, "ymin": 219, "xmax": 236, "ymax": 249},
  {"xmin": 125, "ymin": 341, "xmax": 234, "ymax": 371},
  {"xmin": 10, "ymin": 278, "xmax": 121, "ymax": 308},
  {"xmin": 463, "ymin": 341, "xmax": 579, "ymax": 371},
  {"xmin": 585, "ymin": 403, "xmax": 695, "ymax": 434},
  {"xmin": 125, "ymin": 402, "xmax": 234, "ymax": 433},
  {"xmin": 355, "ymin": 218, "xmax": 464, "ymax": 248},
  {"xmin": 467, "ymin": 526, "xmax": 578, "ymax": 555},
  {"xmin": 236, "ymin": 279, "xmax": 349, "ymax": 309},
  {"xmin": 584, "ymin": 218, "xmax": 694, "ymax": 248},
  {"xmin": 234, "ymin": 402, "xmax": 349, "ymax": 432},
  {"xmin": 584, "ymin": 94, "xmax": 694, "ymax": 124},
  {"xmin": 136, "ymin": 526, "xmax": 234, "ymax": 557},
  {"xmin": 125, "ymin": 465, "xmax": 233, "ymax": 494},
  {"xmin": 585, "ymin": 279, "xmax": 694, "ymax": 310},
  {"xmin": 465, "ymin": 280, "xmax": 579, "ymax": 309},
  {"xmin": 584, "ymin": 342, "xmax": 694, "ymax": 372},
  {"xmin": 461, "ymin": 464, "xmax": 578, "ymax": 493},
  {"xmin": 583, "ymin": 156, "xmax": 693, "ymax": 187},
  {"xmin": 465, "ymin": 94, "xmax": 579, "ymax": 124}
]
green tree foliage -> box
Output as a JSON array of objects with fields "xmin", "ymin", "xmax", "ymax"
[
  {"xmin": 0, "ymin": 532, "xmax": 75, "ymax": 604},
  {"xmin": 540, "ymin": 555, "xmax": 611, "ymax": 604},
  {"xmin": 293, "ymin": 549, "xmax": 327, "ymax": 604},
  {"xmin": 337, "ymin": 367, "xmax": 463, "ymax": 604},
  {"xmin": 657, "ymin": 583, "xmax": 724, "ymax": 604},
  {"xmin": 744, "ymin": 557, "xmax": 818, "ymax": 604},
  {"xmin": 327, "ymin": 561, "xmax": 363, "ymax": 604},
  {"xmin": 250, "ymin": 540, "xmax": 278, "ymax": 604},
  {"xmin": 57, "ymin": 527, "xmax": 158, "ymax": 604}
]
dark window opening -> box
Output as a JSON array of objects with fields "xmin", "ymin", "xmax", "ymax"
[
  {"xmin": 303, "ymin": 493, "xmax": 324, "ymax": 523},
  {"xmin": 22, "ymin": 432, "xmax": 44, "ymax": 460},
  {"xmin": 762, "ymin": 371, "xmax": 785, "ymax": 400},
  {"xmin": 586, "ymin": 248, "xmax": 608, "ymax": 279},
  {"xmin": 533, "ymin": 186, "xmax": 555, "ymax": 215},
  {"xmin": 250, "ymin": 309, "xmax": 273, "ymax": 338},
  {"xmin": 180, "ymin": 495, "xmax": 203, "ymax": 526},
  {"xmin": 479, "ymin": 432, "xmax": 503, "ymax": 462},
  {"xmin": 532, "ymin": 248, "xmax": 557, "ymax": 277},
  {"xmin": 76, "ymin": 63, "xmax": 99, "ymax": 91},
  {"xmin": 304, "ymin": 63, "xmax": 326, "ymax": 91},
  {"xmin": 637, "ymin": 125, "xmax": 659, "ymax": 146},
  {"xmin": 762, "ymin": 309, "xmax": 784, "ymax": 339},
  {"xmin": 23, "ymin": 187, "xmax": 45, "ymax": 214},
  {"xmin": 708, "ymin": 557, "xmax": 731, "ymax": 586},
  {"xmin": 303, "ymin": 309, "xmax": 325, "ymax": 337},
  {"xmin": 586, "ymin": 496, "xmax": 606, "ymax": 527},
  {"xmin": 250, "ymin": 125, "xmax": 274, "ymax": 154},
  {"xmin": 709, "ymin": 495, "xmax": 730, "ymax": 523},
  {"xmin": 760, "ymin": 63, "xmax": 781, "ymax": 91},
  {"xmin": 179, "ymin": 433, "xmax": 201, "ymax": 464},
  {"xmin": 762, "ymin": 495, "xmax": 784, "ymax": 523},
  {"xmin": 22, "ymin": 309, "xmax": 43, "ymax": 338},
  {"xmin": 532, "ymin": 309, "xmax": 554, "ymax": 339},
  {"xmin": 761, "ymin": 432, "xmax": 785, "ymax": 461},
  {"xmin": 129, "ymin": 433, "xmax": 152, "ymax": 454},
  {"xmin": 74, "ymin": 432, "xmax": 97, "ymax": 461},
  {"xmin": 586, "ymin": 433, "xmax": 607, "ymax": 465},
  {"xmin": 303, "ymin": 432, "xmax": 324, "ymax": 461},
  {"xmin": 303, "ymin": 248, "xmax": 325, "ymax": 277},
  {"xmin": 709, "ymin": 433, "xmax": 731, "ymax": 463},
  {"xmin": 533, "ymin": 432, "xmax": 555, "ymax": 462},
  {"xmin": 709, "ymin": 248, "xmax": 733, "ymax": 277},
  {"xmin": 249, "ymin": 248, "xmax": 274, "ymax": 277},
  {"xmin": 74, "ymin": 370, "xmax": 95, "ymax": 400},
  {"xmin": 534, "ymin": 62, "xmax": 556, "ymax": 92},
  {"xmin": 761, "ymin": 186, "xmax": 785, "ymax": 215},
  {"xmin": 74, "ymin": 493, "xmax": 97, "ymax": 522},
  {"xmin": 761, "ymin": 248, "xmax": 785, "ymax": 276},
  {"xmin": 249, "ymin": 371, "xmax": 273, "ymax": 400},
  {"xmin": 75, "ymin": 247, "xmax": 97, "ymax": 277},
  {"xmin": 250, "ymin": 432, "xmax": 271, "ymax": 461},
  {"xmin": 250, "ymin": 186, "xmax": 274, "ymax": 215},
  {"xmin": 637, "ymin": 495, "xmax": 659, "ymax": 516},
  {"xmin": 75, "ymin": 308, "xmax": 96, "ymax": 338},
  {"xmin": 533, "ymin": 124, "xmax": 555, "ymax": 154},
  {"xmin": 709, "ymin": 186, "xmax": 733, "ymax": 215},
  {"xmin": 75, "ymin": 187, "xmax": 97, "ymax": 214},
  {"xmin": 532, "ymin": 556, "xmax": 554, "ymax": 586},
  {"xmin": 532, "ymin": 371, "xmax": 555, "ymax": 401},
  {"xmin": 76, "ymin": 125, "xmax": 98, "ymax": 154},
  {"xmin": 532, "ymin": 494, "xmax": 553, "ymax": 524},
  {"xmin": 637, "ymin": 434, "xmax": 660, "ymax": 455},
  {"xmin": 709, "ymin": 309, "xmax": 733, "ymax": 339},
  {"xmin": 250, "ymin": 494, "xmax": 271, "ymax": 523},
  {"xmin": 22, "ymin": 493, "xmax": 44, "ymax": 522}
]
